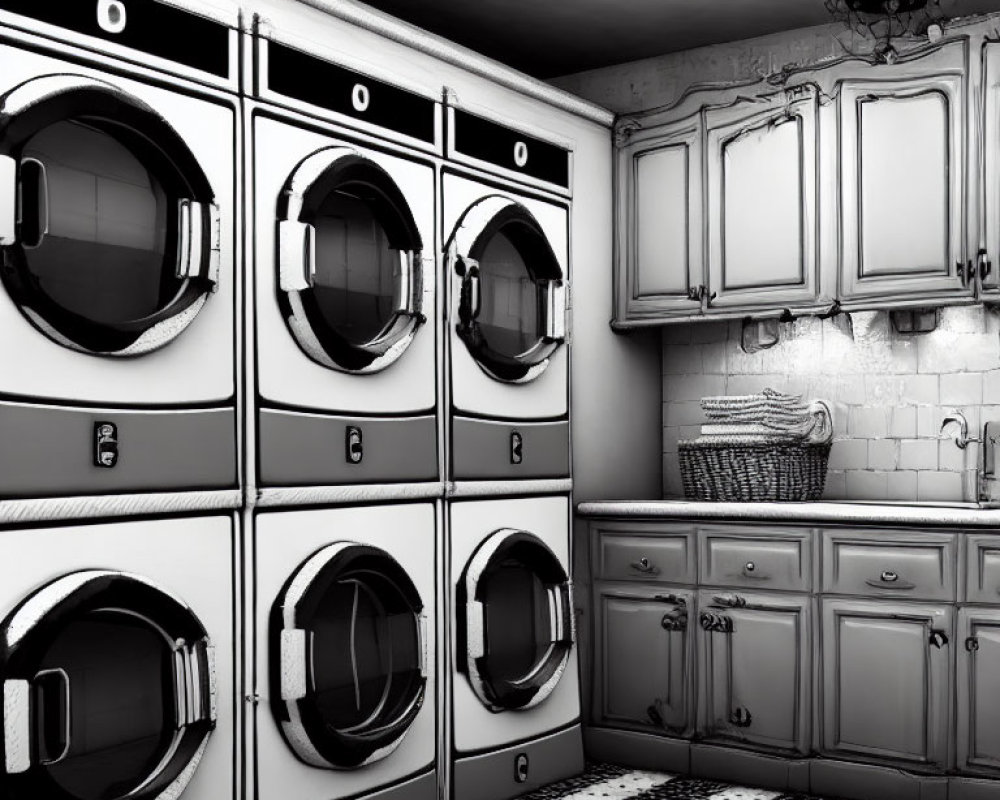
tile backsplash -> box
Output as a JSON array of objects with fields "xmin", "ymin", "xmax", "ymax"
[{"xmin": 662, "ymin": 306, "xmax": 1000, "ymax": 502}]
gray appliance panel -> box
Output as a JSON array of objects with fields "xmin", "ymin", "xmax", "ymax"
[
  {"xmin": 452, "ymin": 417, "xmax": 569, "ymax": 480},
  {"xmin": 365, "ymin": 769, "xmax": 436, "ymax": 800},
  {"xmin": 453, "ymin": 725, "xmax": 583, "ymax": 800},
  {"xmin": 258, "ymin": 409, "xmax": 438, "ymax": 485},
  {"xmin": 0, "ymin": 403, "xmax": 236, "ymax": 497}
]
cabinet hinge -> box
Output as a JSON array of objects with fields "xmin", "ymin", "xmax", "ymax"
[{"xmin": 965, "ymin": 636, "xmax": 980, "ymax": 652}]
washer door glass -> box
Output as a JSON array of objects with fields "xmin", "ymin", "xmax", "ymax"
[
  {"xmin": 452, "ymin": 198, "xmax": 566, "ymax": 383},
  {"xmin": 277, "ymin": 148, "xmax": 425, "ymax": 374},
  {"xmin": 272, "ymin": 543, "xmax": 426, "ymax": 769},
  {"xmin": 0, "ymin": 571, "xmax": 216, "ymax": 800},
  {"xmin": 0, "ymin": 76, "xmax": 219, "ymax": 356},
  {"xmin": 458, "ymin": 530, "xmax": 573, "ymax": 712}
]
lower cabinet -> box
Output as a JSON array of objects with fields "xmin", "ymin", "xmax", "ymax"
[
  {"xmin": 698, "ymin": 590, "xmax": 811, "ymax": 754},
  {"xmin": 956, "ymin": 607, "xmax": 1000, "ymax": 775},
  {"xmin": 593, "ymin": 583, "xmax": 695, "ymax": 735},
  {"xmin": 821, "ymin": 598, "xmax": 952, "ymax": 770}
]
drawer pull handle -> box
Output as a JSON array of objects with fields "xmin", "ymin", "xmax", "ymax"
[
  {"xmin": 630, "ymin": 558, "xmax": 660, "ymax": 576},
  {"xmin": 864, "ymin": 573, "xmax": 915, "ymax": 590},
  {"xmin": 740, "ymin": 561, "xmax": 770, "ymax": 580},
  {"xmin": 929, "ymin": 629, "xmax": 949, "ymax": 649},
  {"xmin": 730, "ymin": 707, "xmax": 752, "ymax": 728}
]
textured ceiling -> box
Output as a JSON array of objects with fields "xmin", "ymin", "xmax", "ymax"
[{"xmin": 357, "ymin": 0, "xmax": 1000, "ymax": 78}]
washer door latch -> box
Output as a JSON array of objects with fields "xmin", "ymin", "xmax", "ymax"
[
  {"xmin": 510, "ymin": 431, "xmax": 523, "ymax": 465},
  {"xmin": 94, "ymin": 422, "xmax": 119, "ymax": 468},
  {"xmin": 345, "ymin": 426, "xmax": 363, "ymax": 464}
]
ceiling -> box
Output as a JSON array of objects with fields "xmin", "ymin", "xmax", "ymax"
[{"xmin": 357, "ymin": 0, "xmax": 1000, "ymax": 79}]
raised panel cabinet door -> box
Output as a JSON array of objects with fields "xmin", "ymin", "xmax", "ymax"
[
  {"xmin": 821, "ymin": 599, "xmax": 952, "ymax": 769},
  {"xmin": 839, "ymin": 63, "xmax": 969, "ymax": 301},
  {"xmin": 614, "ymin": 112, "xmax": 704, "ymax": 321},
  {"xmin": 698, "ymin": 591, "xmax": 811, "ymax": 754},
  {"xmin": 704, "ymin": 86, "xmax": 819, "ymax": 310},
  {"xmin": 596, "ymin": 586, "xmax": 695, "ymax": 735},
  {"xmin": 982, "ymin": 42, "xmax": 1000, "ymax": 295},
  {"xmin": 956, "ymin": 608, "xmax": 1000, "ymax": 775}
]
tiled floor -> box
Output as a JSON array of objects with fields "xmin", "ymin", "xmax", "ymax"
[{"xmin": 517, "ymin": 763, "xmax": 827, "ymax": 800}]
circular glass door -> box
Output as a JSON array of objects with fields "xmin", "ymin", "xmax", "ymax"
[
  {"xmin": 271, "ymin": 542, "xmax": 426, "ymax": 769},
  {"xmin": 458, "ymin": 529, "xmax": 573, "ymax": 712},
  {"xmin": 449, "ymin": 196, "xmax": 566, "ymax": 384},
  {"xmin": 0, "ymin": 75, "xmax": 220, "ymax": 356},
  {"xmin": 0, "ymin": 571, "xmax": 216, "ymax": 800},
  {"xmin": 277, "ymin": 147, "xmax": 425, "ymax": 374}
]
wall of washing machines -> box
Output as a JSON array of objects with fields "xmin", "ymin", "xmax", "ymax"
[{"xmin": 0, "ymin": 2, "xmax": 646, "ymax": 800}]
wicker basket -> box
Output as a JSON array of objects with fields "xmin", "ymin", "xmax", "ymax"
[{"xmin": 678, "ymin": 439, "xmax": 831, "ymax": 502}]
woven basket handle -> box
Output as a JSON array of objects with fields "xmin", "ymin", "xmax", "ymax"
[{"xmin": 806, "ymin": 400, "xmax": 833, "ymax": 444}]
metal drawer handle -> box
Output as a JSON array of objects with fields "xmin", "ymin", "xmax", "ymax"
[
  {"xmin": 864, "ymin": 571, "xmax": 915, "ymax": 590},
  {"xmin": 630, "ymin": 557, "xmax": 660, "ymax": 576},
  {"xmin": 740, "ymin": 561, "xmax": 770, "ymax": 580}
]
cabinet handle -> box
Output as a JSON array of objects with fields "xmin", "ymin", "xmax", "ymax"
[
  {"xmin": 647, "ymin": 704, "xmax": 664, "ymax": 728},
  {"xmin": 966, "ymin": 636, "xmax": 980, "ymax": 652},
  {"xmin": 979, "ymin": 249, "xmax": 992, "ymax": 280},
  {"xmin": 630, "ymin": 557, "xmax": 660, "ymax": 576},
  {"xmin": 653, "ymin": 593, "xmax": 686, "ymax": 606},
  {"xmin": 661, "ymin": 609, "xmax": 688, "ymax": 631},
  {"xmin": 712, "ymin": 594, "xmax": 748, "ymax": 608},
  {"xmin": 739, "ymin": 561, "xmax": 770, "ymax": 580},
  {"xmin": 929, "ymin": 629, "xmax": 949, "ymax": 649},
  {"xmin": 865, "ymin": 571, "xmax": 915, "ymax": 590},
  {"xmin": 700, "ymin": 612, "xmax": 734, "ymax": 633},
  {"xmin": 730, "ymin": 707, "xmax": 752, "ymax": 728}
]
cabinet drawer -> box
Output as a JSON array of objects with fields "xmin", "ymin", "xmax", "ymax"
[
  {"xmin": 822, "ymin": 530, "xmax": 957, "ymax": 601},
  {"xmin": 964, "ymin": 534, "xmax": 1000, "ymax": 603},
  {"xmin": 700, "ymin": 527, "xmax": 813, "ymax": 592},
  {"xmin": 592, "ymin": 523, "xmax": 696, "ymax": 584}
]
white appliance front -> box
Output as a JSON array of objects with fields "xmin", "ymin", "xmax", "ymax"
[
  {"xmin": 450, "ymin": 496, "xmax": 579, "ymax": 753},
  {"xmin": 254, "ymin": 116, "xmax": 435, "ymax": 415},
  {"xmin": 254, "ymin": 503, "xmax": 437, "ymax": 800},
  {"xmin": 0, "ymin": 45, "xmax": 235, "ymax": 405},
  {"xmin": 0, "ymin": 514, "xmax": 235, "ymax": 800},
  {"xmin": 443, "ymin": 172, "xmax": 568, "ymax": 421}
]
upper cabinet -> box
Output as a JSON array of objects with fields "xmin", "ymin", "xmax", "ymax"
[
  {"xmin": 833, "ymin": 44, "xmax": 970, "ymax": 302},
  {"xmin": 704, "ymin": 86, "xmax": 820, "ymax": 310},
  {"xmin": 616, "ymin": 111, "xmax": 704, "ymax": 318},
  {"xmin": 613, "ymin": 33, "xmax": 991, "ymax": 327}
]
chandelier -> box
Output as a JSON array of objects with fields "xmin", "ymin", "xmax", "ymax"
[{"xmin": 824, "ymin": 0, "xmax": 947, "ymax": 63}]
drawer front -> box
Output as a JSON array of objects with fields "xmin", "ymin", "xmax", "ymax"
[
  {"xmin": 593, "ymin": 524, "xmax": 696, "ymax": 584},
  {"xmin": 700, "ymin": 528, "xmax": 813, "ymax": 592},
  {"xmin": 822, "ymin": 530, "xmax": 957, "ymax": 601},
  {"xmin": 964, "ymin": 534, "xmax": 1000, "ymax": 603}
]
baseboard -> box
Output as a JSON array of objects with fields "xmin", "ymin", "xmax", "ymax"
[
  {"xmin": 583, "ymin": 727, "xmax": 690, "ymax": 774},
  {"xmin": 809, "ymin": 758, "xmax": 947, "ymax": 800},
  {"xmin": 690, "ymin": 743, "xmax": 810, "ymax": 793}
]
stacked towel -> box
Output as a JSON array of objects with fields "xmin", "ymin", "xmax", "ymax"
[{"xmin": 693, "ymin": 388, "xmax": 830, "ymax": 444}]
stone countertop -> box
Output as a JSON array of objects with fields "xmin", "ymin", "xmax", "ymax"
[{"xmin": 576, "ymin": 500, "xmax": 1000, "ymax": 529}]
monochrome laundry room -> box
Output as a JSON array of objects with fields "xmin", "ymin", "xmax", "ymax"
[{"xmin": 2, "ymin": 1, "xmax": 1000, "ymax": 800}]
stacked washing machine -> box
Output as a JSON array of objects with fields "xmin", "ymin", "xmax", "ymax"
[
  {"xmin": 0, "ymin": 2, "xmax": 240, "ymax": 800},
  {"xmin": 442, "ymin": 93, "xmax": 584, "ymax": 800},
  {"xmin": 242, "ymin": 3, "xmax": 441, "ymax": 800}
]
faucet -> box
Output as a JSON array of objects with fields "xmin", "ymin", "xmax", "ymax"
[{"xmin": 941, "ymin": 410, "xmax": 980, "ymax": 449}]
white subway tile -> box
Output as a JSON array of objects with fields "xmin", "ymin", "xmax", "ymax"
[
  {"xmin": 890, "ymin": 407, "xmax": 917, "ymax": 438},
  {"xmin": 940, "ymin": 372, "xmax": 983, "ymax": 406},
  {"xmin": 846, "ymin": 470, "xmax": 889, "ymax": 501},
  {"xmin": 917, "ymin": 470, "xmax": 964, "ymax": 502},
  {"xmin": 868, "ymin": 440, "xmax": 898, "ymax": 471},
  {"xmin": 887, "ymin": 470, "xmax": 918, "ymax": 500},
  {"xmin": 899, "ymin": 439, "xmax": 938, "ymax": 471}
]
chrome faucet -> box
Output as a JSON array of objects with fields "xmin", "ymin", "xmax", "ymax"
[{"xmin": 941, "ymin": 410, "xmax": 980, "ymax": 449}]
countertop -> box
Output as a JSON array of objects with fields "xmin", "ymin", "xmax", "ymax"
[{"xmin": 576, "ymin": 500, "xmax": 1000, "ymax": 528}]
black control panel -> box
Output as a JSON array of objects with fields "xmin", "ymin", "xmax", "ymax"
[
  {"xmin": 1, "ymin": 0, "xmax": 231, "ymax": 78},
  {"xmin": 452, "ymin": 108, "xmax": 570, "ymax": 188},
  {"xmin": 267, "ymin": 41, "xmax": 437, "ymax": 144}
]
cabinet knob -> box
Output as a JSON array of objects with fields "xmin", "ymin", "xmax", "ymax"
[
  {"xmin": 630, "ymin": 557, "xmax": 659, "ymax": 575},
  {"xmin": 880, "ymin": 570, "xmax": 898, "ymax": 583},
  {"xmin": 745, "ymin": 561, "xmax": 755, "ymax": 572}
]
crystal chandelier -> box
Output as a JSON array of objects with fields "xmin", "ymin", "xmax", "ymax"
[{"xmin": 824, "ymin": 0, "xmax": 947, "ymax": 63}]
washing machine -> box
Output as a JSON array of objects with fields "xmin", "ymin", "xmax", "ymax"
[
  {"xmin": 441, "ymin": 99, "xmax": 573, "ymax": 486},
  {"xmin": 0, "ymin": 1, "xmax": 238, "ymax": 502},
  {"xmin": 0, "ymin": 513, "xmax": 235, "ymax": 800},
  {"xmin": 252, "ymin": 503, "xmax": 437, "ymax": 800},
  {"xmin": 449, "ymin": 495, "xmax": 583, "ymax": 800},
  {"xmin": 248, "ymin": 11, "xmax": 441, "ymax": 496}
]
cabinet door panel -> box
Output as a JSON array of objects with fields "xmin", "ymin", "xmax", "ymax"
[
  {"xmin": 822, "ymin": 599, "xmax": 951, "ymax": 769},
  {"xmin": 596, "ymin": 587, "xmax": 694, "ymax": 735},
  {"xmin": 983, "ymin": 42, "xmax": 1000, "ymax": 295},
  {"xmin": 699, "ymin": 591, "xmax": 810, "ymax": 754},
  {"xmin": 615, "ymin": 114, "xmax": 703, "ymax": 321},
  {"xmin": 839, "ymin": 66, "xmax": 968, "ymax": 300},
  {"xmin": 957, "ymin": 609, "xmax": 1000, "ymax": 774},
  {"xmin": 705, "ymin": 88, "xmax": 819, "ymax": 309}
]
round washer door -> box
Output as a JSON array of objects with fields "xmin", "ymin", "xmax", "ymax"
[
  {"xmin": 270, "ymin": 542, "xmax": 427, "ymax": 769},
  {"xmin": 0, "ymin": 570, "xmax": 217, "ymax": 800},
  {"xmin": 449, "ymin": 196, "xmax": 567, "ymax": 384},
  {"xmin": 276, "ymin": 147, "xmax": 426, "ymax": 374},
  {"xmin": 0, "ymin": 75, "xmax": 220, "ymax": 356},
  {"xmin": 458, "ymin": 529, "xmax": 574, "ymax": 712}
]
